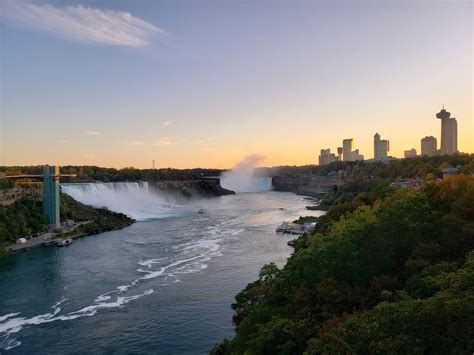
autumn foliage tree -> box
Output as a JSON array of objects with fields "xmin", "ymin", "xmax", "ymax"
[{"xmin": 213, "ymin": 175, "xmax": 474, "ymax": 354}]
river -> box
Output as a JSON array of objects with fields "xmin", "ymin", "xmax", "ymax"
[{"xmin": 0, "ymin": 189, "xmax": 322, "ymax": 354}]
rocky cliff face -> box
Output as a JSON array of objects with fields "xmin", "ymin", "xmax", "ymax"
[
  {"xmin": 148, "ymin": 178, "xmax": 235, "ymax": 198},
  {"xmin": 0, "ymin": 183, "xmax": 42, "ymax": 206},
  {"xmin": 272, "ymin": 175, "xmax": 344, "ymax": 197},
  {"xmin": 0, "ymin": 178, "xmax": 234, "ymax": 207}
]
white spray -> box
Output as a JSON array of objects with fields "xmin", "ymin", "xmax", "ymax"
[
  {"xmin": 61, "ymin": 182, "xmax": 182, "ymax": 221},
  {"xmin": 220, "ymin": 154, "xmax": 272, "ymax": 193}
]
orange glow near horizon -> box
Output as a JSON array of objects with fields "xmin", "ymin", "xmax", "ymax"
[
  {"xmin": 1, "ymin": 1, "xmax": 472, "ymax": 169},
  {"xmin": 2, "ymin": 103, "xmax": 472, "ymax": 170}
]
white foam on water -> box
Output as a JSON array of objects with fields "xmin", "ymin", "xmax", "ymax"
[
  {"xmin": 1, "ymin": 335, "xmax": 21, "ymax": 351},
  {"xmin": 94, "ymin": 295, "xmax": 112, "ymax": 302},
  {"xmin": 0, "ymin": 208, "xmax": 248, "ymax": 351},
  {"xmin": 0, "ymin": 289, "xmax": 153, "ymax": 351},
  {"xmin": 137, "ymin": 257, "xmax": 168, "ymax": 268},
  {"xmin": 0, "ymin": 313, "xmax": 20, "ymax": 322}
]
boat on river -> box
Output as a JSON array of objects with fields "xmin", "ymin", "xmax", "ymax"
[
  {"xmin": 56, "ymin": 238, "xmax": 73, "ymax": 247},
  {"xmin": 41, "ymin": 240, "xmax": 56, "ymax": 247}
]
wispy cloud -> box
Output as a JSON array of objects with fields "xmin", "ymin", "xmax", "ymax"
[
  {"xmin": 161, "ymin": 121, "xmax": 174, "ymax": 128},
  {"xmin": 153, "ymin": 137, "xmax": 176, "ymax": 146},
  {"xmin": 84, "ymin": 130, "xmax": 101, "ymax": 136},
  {"xmin": 2, "ymin": 2, "xmax": 163, "ymax": 47},
  {"xmin": 127, "ymin": 140, "xmax": 145, "ymax": 146}
]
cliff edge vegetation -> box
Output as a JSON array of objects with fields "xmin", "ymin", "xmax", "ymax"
[
  {"xmin": 213, "ymin": 174, "xmax": 474, "ymax": 354},
  {"xmin": 0, "ymin": 193, "xmax": 133, "ymax": 255}
]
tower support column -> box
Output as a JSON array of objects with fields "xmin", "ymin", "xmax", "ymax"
[{"xmin": 42, "ymin": 165, "xmax": 61, "ymax": 229}]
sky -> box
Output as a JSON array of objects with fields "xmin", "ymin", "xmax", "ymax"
[{"xmin": 0, "ymin": 0, "xmax": 472, "ymax": 169}]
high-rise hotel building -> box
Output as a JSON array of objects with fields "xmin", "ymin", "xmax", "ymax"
[
  {"xmin": 342, "ymin": 139, "xmax": 364, "ymax": 161},
  {"xmin": 436, "ymin": 107, "xmax": 457, "ymax": 155},
  {"xmin": 421, "ymin": 136, "xmax": 437, "ymax": 157},
  {"xmin": 319, "ymin": 149, "xmax": 338, "ymax": 166},
  {"xmin": 342, "ymin": 139, "xmax": 354, "ymax": 162},
  {"xmin": 374, "ymin": 133, "xmax": 389, "ymax": 160}
]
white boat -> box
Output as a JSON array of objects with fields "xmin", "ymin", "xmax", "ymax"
[{"xmin": 57, "ymin": 238, "xmax": 73, "ymax": 247}]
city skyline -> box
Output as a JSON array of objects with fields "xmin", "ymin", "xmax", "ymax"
[
  {"xmin": 318, "ymin": 106, "xmax": 466, "ymax": 166},
  {"xmin": 1, "ymin": 0, "xmax": 472, "ymax": 169}
]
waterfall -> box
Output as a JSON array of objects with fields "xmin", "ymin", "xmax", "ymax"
[
  {"xmin": 220, "ymin": 175, "xmax": 272, "ymax": 193},
  {"xmin": 220, "ymin": 155, "xmax": 272, "ymax": 193},
  {"xmin": 61, "ymin": 182, "xmax": 182, "ymax": 221}
]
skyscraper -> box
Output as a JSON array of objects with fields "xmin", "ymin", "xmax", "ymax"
[
  {"xmin": 374, "ymin": 133, "xmax": 389, "ymax": 160},
  {"xmin": 341, "ymin": 139, "xmax": 364, "ymax": 161},
  {"xmin": 319, "ymin": 149, "xmax": 337, "ymax": 165},
  {"xmin": 421, "ymin": 136, "xmax": 437, "ymax": 157},
  {"xmin": 342, "ymin": 139, "xmax": 354, "ymax": 161},
  {"xmin": 404, "ymin": 149, "xmax": 417, "ymax": 158},
  {"xmin": 436, "ymin": 107, "xmax": 458, "ymax": 155},
  {"xmin": 351, "ymin": 149, "xmax": 364, "ymax": 161}
]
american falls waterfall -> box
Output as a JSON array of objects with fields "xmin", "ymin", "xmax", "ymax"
[{"xmin": 61, "ymin": 182, "xmax": 182, "ymax": 220}]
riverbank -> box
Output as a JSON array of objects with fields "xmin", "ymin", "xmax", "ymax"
[
  {"xmin": 1, "ymin": 194, "xmax": 134, "ymax": 256},
  {"xmin": 212, "ymin": 175, "xmax": 474, "ymax": 354},
  {"xmin": 1, "ymin": 177, "xmax": 234, "ymax": 256},
  {"xmin": 0, "ymin": 191, "xmax": 317, "ymax": 353},
  {"xmin": 60, "ymin": 193, "xmax": 135, "ymax": 236},
  {"xmin": 6, "ymin": 221, "xmax": 93, "ymax": 254},
  {"xmin": 272, "ymin": 175, "xmax": 344, "ymax": 198}
]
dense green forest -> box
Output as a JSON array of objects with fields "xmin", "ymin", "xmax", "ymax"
[
  {"xmin": 58, "ymin": 194, "xmax": 133, "ymax": 238},
  {"xmin": 1, "ymin": 154, "xmax": 472, "ymax": 184},
  {"xmin": 213, "ymin": 174, "xmax": 474, "ymax": 354},
  {"xmin": 0, "ymin": 198, "xmax": 48, "ymax": 250},
  {"xmin": 0, "ymin": 165, "xmax": 224, "ymax": 182}
]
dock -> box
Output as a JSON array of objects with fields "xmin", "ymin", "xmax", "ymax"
[
  {"xmin": 6, "ymin": 221, "xmax": 91, "ymax": 254},
  {"xmin": 276, "ymin": 221, "xmax": 316, "ymax": 235}
]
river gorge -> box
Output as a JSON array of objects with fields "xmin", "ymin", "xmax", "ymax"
[{"xmin": 0, "ymin": 185, "xmax": 323, "ymax": 353}]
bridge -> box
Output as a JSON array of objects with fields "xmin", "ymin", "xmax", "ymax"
[{"xmin": 1, "ymin": 166, "xmax": 76, "ymax": 229}]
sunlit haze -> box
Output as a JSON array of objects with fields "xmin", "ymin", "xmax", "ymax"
[{"xmin": 1, "ymin": 0, "xmax": 472, "ymax": 168}]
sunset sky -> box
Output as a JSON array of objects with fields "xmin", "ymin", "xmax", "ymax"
[{"xmin": 0, "ymin": 0, "xmax": 472, "ymax": 169}]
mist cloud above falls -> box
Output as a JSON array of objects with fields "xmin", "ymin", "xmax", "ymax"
[{"xmin": 220, "ymin": 155, "xmax": 272, "ymax": 193}]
